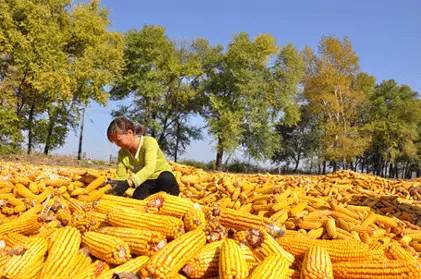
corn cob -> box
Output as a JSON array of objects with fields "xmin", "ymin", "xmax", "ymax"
[
  {"xmin": 68, "ymin": 251, "xmax": 93, "ymax": 278},
  {"xmin": 386, "ymin": 242, "xmax": 418, "ymax": 264},
  {"xmin": 246, "ymin": 228, "xmax": 294, "ymax": 264},
  {"xmin": 249, "ymin": 254, "xmax": 290, "ymax": 279},
  {"xmin": 240, "ymin": 243, "xmax": 260, "ymax": 271},
  {"xmin": 41, "ymin": 226, "xmax": 82, "ymax": 279},
  {"xmin": 82, "ymin": 231, "xmax": 131, "ymax": 264},
  {"xmin": 15, "ymin": 183, "xmax": 37, "ymax": 199},
  {"xmin": 141, "ymin": 228, "xmax": 206, "ymax": 279},
  {"xmin": 97, "ymin": 256, "xmax": 149, "ymax": 279},
  {"xmin": 108, "ymin": 207, "xmax": 185, "ymax": 238},
  {"xmin": 99, "ymin": 226, "xmax": 166, "ymax": 256},
  {"xmin": 1, "ymin": 233, "xmax": 28, "ymax": 248},
  {"xmin": 333, "ymin": 260, "xmax": 420, "ymax": 278},
  {"xmin": 183, "ymin": 240, "xmax": 222, "ymax": 278},
  {"xmin": 218, "ymin": 238, "xmax": 249, "ymax": 279},
  {"xmin": 2, "ymin": 237, "xmax": 48, "ymax": 279},
  {"xmin": 0, "ymin": 210, "xmax": 41, "ymax": 236},
  {"xmin": 86, "ymin": 184, "xmax": 112, "ymax": 201},
  {"xmin": 307, "ymin": 227, "xmax": 324, "ymax": 239},
  {"xmin": 290, "ymin": 202, "xmax": 308, "ymax": 217},
  {"xmin": 325, "ymin": 218, "xmax": 337, "ymax": 239},
  {"xmin": 375, "ymin": 214, "xmax": 398, "ymax": 228},
  {"xmin": 100, "ymin": 194, "xmax": 147, "ymax": 210},
  {"xmin": 85, "ymin": 176, "xmax": 107, "ymax": 192},
  {"xmin": 73, "ymin": 260, "xmax": 109, "ymax": 279},
  {"xmin": 277, "ymin": 233, "xmax": 384, "ymax": 262},
  {"xmin": 298, "ymin": 220, "xmax": 323, "ymax": 230},
  {"xmin": 184, "ymin": 204, "xmax": 207, "ymax": 231},
  {"xmin": 213, "ymin": 207, "xmax": 268, "ymax": 231},
  {"xmin": 300, "ymin": 246, "xmax": 334, "ymax": 279},
  {"xmin": 145, "ymin": 192, "xmax": 194, "ymax": 218}
]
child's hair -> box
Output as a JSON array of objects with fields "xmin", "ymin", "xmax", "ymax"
[{"xmin": 107, "ymin": 117, "xmax": 145, "ymax": 142}]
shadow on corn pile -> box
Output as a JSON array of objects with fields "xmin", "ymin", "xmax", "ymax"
[{"xmin": 349, "ymin": 194, "xmax": 421, "ymax": 228}]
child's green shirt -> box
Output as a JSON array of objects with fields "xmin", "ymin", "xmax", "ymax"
[{"xmin": 116, "ymin": 136, "xmax": 171, "ymax": 187}]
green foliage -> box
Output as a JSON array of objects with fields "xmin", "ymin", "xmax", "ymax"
[
  {"xmin": 303, "ymin": 36, "xmax": 371, "ymax": 164},
  {"xmin": 0, "ymin": 0, "xmax": 123, "ymax": 153},
  {"xmin": 198, "ymin": 33, "xmax": 304, "ymax": 168},
  {"xmin": 365, "ymin": 80, "xmax": 421, "ymax": 173},
  {"xmin": 111, "ymin": 26, "xmax": 203, "ymax": 160}
]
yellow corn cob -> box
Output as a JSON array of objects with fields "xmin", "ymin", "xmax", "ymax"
[
  {"xmin": 41, "ymin": 226, "xmax": 82, "ymax": 279},
  {"xmin": 99, "ymin": 226, "xmax": 166, "ymax": 256},
  {"xmin": 184, "ymin": 204, "xmax": 207, "ymax": 231},
  {"xmin": 290, "ymin": 202, "xmax": 308, "ymax": 217},
  {"xmin": 249, "ymin": 254, "xmax": 290, "ymax": 279},
  {"xmin": 71, "ymin": 188, "xmax": 89, "ymax": 196},
  {"xmin": 97, "ymin": 255, "xmax": 149, "ymax": 279},
  {"xmin": 35, "ymin": 188, "xmax": 52, "ymax": 203},
  {"xmin": 219, "ymin": 238, "xmax": 249, "ymax": 279},
  {"xmin": 15, "ymin": 183, "xmax": 37, "ymax": 199},
  {"xmin": 240, "ymin": 243, "xmax": 260, "ymax": 271},
  {"xmin": 0, "ymin": 253, "xmax": 11, "ymax": 275},
  {"xmin": 387, "ymin": 242, "xmax": 418, "ymax": 263},
  {"xmin": 214, "ymin": 207, "xmax": 268, "ymax": 231},
  {"xmin": 86, "ymin": 184, "xmax": 112, "ymax": 201},
  {"xmin": 277, "ymin": 233, "xmax": 384, "ymax": 262},
  {"xmin": 298, "ymin": 220, "xmax": 323, "ymax": 230},
  {"xmin": 307, "ymin": 227, "xmax": 324, "ymax": 239},
  {"xmin": 73, "ymin": 260, "xmax": 109, "ymax": 279},
  {"xmin": 141, "ymin": 228, "xmax": 206, "ymax": 279},
  {"xmin": 333, "ymin": 260, "xmax": 420, "ymax": 278},
  {"xmin": 330, "ymin": 211, "xmax": 360, "ymax": 224},
  {"xmin": 90, "ymin": 211, "xmax": 107, "ymax": 224},
  {"xmin": 2, "ymin": 233, "xmax": 28, "ymax": 248},
  {"xmin": 246, "ymin": 228, "xmax": 294, "ymax": 264},
  {"xmin": 325, "ymin": 218, "xmax": 337, "ymax": 239},
  {"xmin": 42, "ymin": 178, "xmax": 70, "ymax": 187},
  {"xmin": 183, "ymin": 240, "xmax": 222, "ymax": 278},
  {"xmin": 2, "ymin": 237, "xmax": 48, "ymax": 279},
  {"xmin": 375, "ymin": 214, "xmax": 398, "ymax": 228},
  {"xmin": 300, "ymin": 246, "xmax": 334, "ymax": 279},
  {"xmin": 0, "ymin": 210, "xmax": 41, "ymax": 235},
  {"xmin": 331, "ymin": 204, "xmax": 360, "ymax": 220},
  {"xmin": 108, "ymin": 207, "xmax": 185, "ymax": 238},
  {"xmin": 145, "ymin": 192, "xmax": 194, "ymax": 218},
  {"xmin": 68, "ymin": 251, "xmax": 93, "ymax": 278},
  {"xmin": 361, "ymin": 212, "xmax": 377, "ymax": 227},
  {"xmin": 85, "ymin": 176, "xmax": 107, "ymax": 192},
  {"xmin": 97, "ymin": 194, "xmax": 147, "ymax": 211},
  {"xmin": 269, "ymin": 210, "xmax": 288, "ymax": 224},
  {"xmin": 82, "ymin": 231, "xmax": 131, "ymax": 265}
]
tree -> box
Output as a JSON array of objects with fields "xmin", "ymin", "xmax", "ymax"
[
  {"xmin": 365, "ymin": 80, "xmax": 421, "ymax": 177},
  {"xmin": 303, "ymin": 36, "xmax": 370, "ymax": 169},
  {"xmin": 111, "ymin": 26, "xmax": 203, "ymax": 159},
  {"xmin": 0, "ymin": 0, "xmax": 123, "ymax": 155}
]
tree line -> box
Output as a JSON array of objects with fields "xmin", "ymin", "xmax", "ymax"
[{"xmin": 1, "ymin": 0, "xmax": 420, "ymax": 177}]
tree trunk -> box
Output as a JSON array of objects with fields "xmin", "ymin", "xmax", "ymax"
[
  {"xmin": 293, "ymin": 152, "xmax": 301, "ymax": 172},
  {"xmin": 322, "ymin": 160, "xmax": 326, "ymax": 174},
  {"xmin": 332, "ymin": 161, "xmax": 337, "ymax": 172},
  {"xmin": 43, "ymin": 111, "xmax": 56, "ymax": 155},
  {"xmin": 215, "ymin": 137, "xmax": 224, "ymax": 170},
  {"xmin": 173, "ymin": 120, "xmax": 180, "ymax": 162},
  {"xmin": 77, "ymin": 108, "xmax": 85, "ymax": 160},
  {"xmin": 26, "ymin": 102, "xmax": 35, "ymax": 154}
]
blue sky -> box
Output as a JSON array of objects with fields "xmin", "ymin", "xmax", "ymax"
[{"xmin": 55, "ymin": 0, "xmax": 421, "ymax": 164}]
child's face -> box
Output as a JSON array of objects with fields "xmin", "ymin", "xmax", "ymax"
[{"xmin": 110, "ymin": 130, "xmax": 134, "ymax": 149}]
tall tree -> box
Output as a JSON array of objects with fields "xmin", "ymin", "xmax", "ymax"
[
  {"xmin": 0, "ymin": 0, "xmax": 123, "ymax": 155},
  {"xmin": 303, "ymin": 37, "xmax": 370, "ymax": 169},
  {"xmin": 111, "ymin": 26, "xmax": 203, "ymax": 159},
  {"xmin": 365, "ymin": 80, "xmax": 421, "ymax": 176}
]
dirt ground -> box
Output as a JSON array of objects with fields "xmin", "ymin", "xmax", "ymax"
[{"xmin": 0, "ymin": 153, "xmax": 114, "ymax": 169}]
